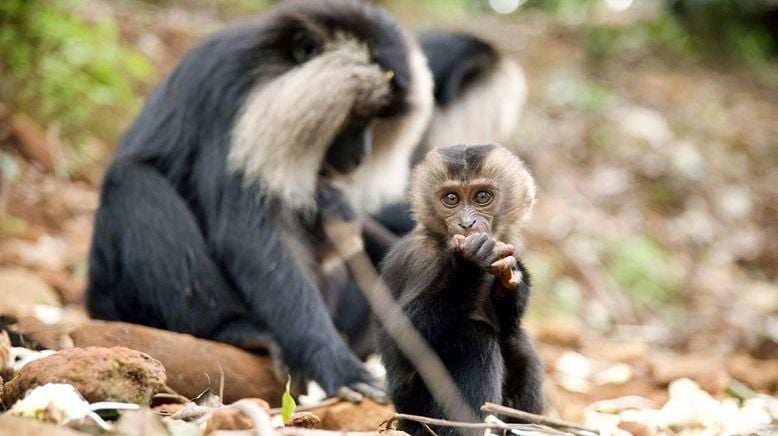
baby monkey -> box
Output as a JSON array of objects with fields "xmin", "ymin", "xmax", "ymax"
[{"xmin": 377, "ymin": 144, "xmax": 543, "ymax": 436}]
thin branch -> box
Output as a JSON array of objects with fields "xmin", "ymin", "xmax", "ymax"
[
  {"xmin": 218, "ymin": 363, "xmax": 225, "ymax": 401},
  {"xmin": 421, "ymin": 422, "xmax": 438, "ymax": 436},
  {"xmin": 154, "ymin": 385, "xmax": 191, "ymax": 403},
  {"xmin": 481, "ymin": 403, "xmax": 599, "ymax": 435},
  {"xmin": 230, "ymin": 399, "xmax": 276, "ymax": 436},
  {"xmin": 324, "ymin": 216, "xmax": 479, "ymax": 425},
  {"xmin": 386, "ymin": 413, "xmax": 572, "ymax": 435}
]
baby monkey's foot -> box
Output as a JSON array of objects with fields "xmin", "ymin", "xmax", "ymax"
[{"xmin": 452, "ymin": 233, "xmax": 522, "ymax": 288}]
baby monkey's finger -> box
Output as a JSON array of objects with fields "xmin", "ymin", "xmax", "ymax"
[
  {"xmin": 492, "ymin": 242, "xmax": 514, "ymax": 261},
  {"xmin": 489, "ymin": 256, "xmax": 522, "ymax": 288},
  {"xmin": 462, "ymin": 232, "xmax": 489, "ymax": 254},
  {"xmin": 451, "ymin": 234, "xmax": 466, "ymax": 251}
]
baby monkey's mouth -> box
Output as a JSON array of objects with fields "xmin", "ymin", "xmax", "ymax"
[{"xmin": 449, "ymin": 223, "xmax": 491, "ymax": 238}]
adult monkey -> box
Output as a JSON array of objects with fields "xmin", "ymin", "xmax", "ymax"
[{"xmin": 86, "ymin": 0, "xmax": 433, "ymax": 398}]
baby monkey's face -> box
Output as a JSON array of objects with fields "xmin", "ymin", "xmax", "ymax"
[{"xmin": 435, "ymin": 182, "xmax": 500, "ymax": 237}]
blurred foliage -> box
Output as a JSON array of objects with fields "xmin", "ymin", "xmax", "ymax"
[
  {"xmin": 524, "ymin": 254, "xmax": 572, "ymax": 318},
  {"xmin": 670, "ymin": 0, "xmax": 778, "ymax": 61},
  {"xmin": 0, "ymin": 0, "xmax": 154, "ymax": 146},
  {"xmin": 521, "ymin": 0, "xmax": 778, "ymax": 63},
  {"xmin": 602, "ymin": 236, "xmax": 683, "ymax": 312},
  {"xmin": 583, "ymin": 14, "xmax": 693, "ymax": 59}
]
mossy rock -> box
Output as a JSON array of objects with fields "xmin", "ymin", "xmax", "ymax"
[{"xmin": 3, "ymin": 346, "xmax": 166, "ymax": 407}]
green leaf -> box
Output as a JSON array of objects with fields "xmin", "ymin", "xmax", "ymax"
[{"xmin": 281, "ymin": 375, "xmax": 296, "ymax": 423}]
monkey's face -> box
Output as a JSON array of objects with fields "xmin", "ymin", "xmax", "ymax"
[
  {"xmin": 435, "ymin": 183, "xmax": 499, "ymax": 237},
  {"xmin": 230, "ymin": 0, "xmax": 431, "ymax": 210},
  {"xmin": 410, "ymin": 144, "xmax": 537, "ymax": 241},
  {"xmin": 270, "ymin": 2, "xmax": 415, "ymax": 179},
  {"xmin": 322, "ymin": 116, "xmax": 372, "ymax": 176}
]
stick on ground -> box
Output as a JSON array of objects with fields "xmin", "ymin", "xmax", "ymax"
[
  {"xmin": 481, "ymin": 403, "xmax": 599, "ymax": 435},
  {"xmin": 386, "ymin": 413, "xmax": 576, "ymax": 435}
]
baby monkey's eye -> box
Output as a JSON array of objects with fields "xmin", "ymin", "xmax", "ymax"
[
  {"xmin": 442, "ymin": 192, "xmax": 460, "ymax": 206},
  {"xmin": 474, "ymin": 190, "xmax": 493, "ymax": 205}
]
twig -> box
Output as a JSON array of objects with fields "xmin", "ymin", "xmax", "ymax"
[
  {"xmin": 421, "ymin": 422, "xmax": 438, "ymax": 436},
  {"xmin": 154, "ymin": 385, "xmax": 190, "ymax": 403},
  {"xmin": 324, "ymin": 216, "xmax": 479, "ymax": 424},
  {"xmin": 230, "ymin": 399, "xmax": 276, "ymax": 436},
  {"xmin": 218, "ymin": 363, "xmax": 225, "ymax": 401},
  {"xmin": 386, "ymin": 413, "xmax": 572, "ymax": 435},
  {"xmin": 481, "ymin": 403, "xmax": 599, "ymax": 435}
]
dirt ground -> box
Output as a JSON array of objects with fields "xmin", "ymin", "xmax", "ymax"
[{"xmin": 0, "ymin": 1, "xmax": 776, "ymax": 434}]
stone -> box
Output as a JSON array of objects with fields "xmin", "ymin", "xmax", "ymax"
[
  {"xmin": 727, "ymin": 353, "xmax": 778, "ymax": 393},
  {"xmin": 286, "ymin": 411, "xmax": 322, "ymax": 429},
  {"xmin": 0, "ymin": 267, "xmax": 61, "ymax": 317},
  {"xmin": 310, "ymin": 399, "xmax": 394, "ymax": 432},
  {"xmin": 68, "ymin": 320, "xmax": 284, "ymax": 404},
  {"xmin": 0, "ymin": 415, "xmax": 87, "ymax": 436},
  {"xmin": 3, "ymin": 346, "xmax": 166, "ymax": 407},
  {"xmin": 10, "ymin": 114, "xmax": 55, "ymax": 172},
  {"xmin": 0, "ymin": 330, "xmax": 11, "ymax": 374},
  {"xmin": 650, "ymin": 353, "xmax": 729, "ymax": 394},
  {"xmin": 115, "ymin": 409, "xmax": 170, "ymax": 436},
  {"xmin": 533, "ymin": 317, "xmax": 582, "ymax": 348},
  {"xmin": 206, "ymin": 408, "xmax": 253, "ymax": 431}
]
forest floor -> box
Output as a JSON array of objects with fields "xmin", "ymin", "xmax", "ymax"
[{"xmin": 0, "ymin": 1, "xmax": 776, "ymax": 434}]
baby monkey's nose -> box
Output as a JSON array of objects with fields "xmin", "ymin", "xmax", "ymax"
[{"xmin": 458, "ymin": 220, "xmax": 476, "ymax": 229}]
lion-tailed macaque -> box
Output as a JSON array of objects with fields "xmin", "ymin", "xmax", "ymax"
[{"xmin": 377, "ymin": 144, "xmax": 543, "ymax": 436}]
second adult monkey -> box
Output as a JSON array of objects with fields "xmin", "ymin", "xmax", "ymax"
[
  {"xmin": 86, "ymin": 0, "xmax": 432, "ymax": 400},
  {"xmin": 377, "ymin": 144, "xmax": 543, "ymax": 436}
]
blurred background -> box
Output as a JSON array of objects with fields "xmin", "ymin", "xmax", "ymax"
[{"xmin": 0, "ymin": 0, "xmax": 776, "ymax": 425}]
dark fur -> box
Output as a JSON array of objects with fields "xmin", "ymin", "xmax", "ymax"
[
  {"xmin": 419, "ymin": 31, "xmax": 498, "ymax": 107},
  {"xmin": 376, "ymin": 146, "xmax": 542, "ymax": 436},
  {"xmin": 86, "ymin": 0, "xmax": 414, "ymax": 395}
]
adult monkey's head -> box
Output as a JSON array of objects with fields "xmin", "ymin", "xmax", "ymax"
[{"xmin": 229, "ymin": 0, "xmax": 433, "ymax": 211}]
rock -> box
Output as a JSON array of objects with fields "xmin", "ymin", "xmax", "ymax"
[
  {"xmin": 582, "ymin": 338, "xmax": 648, "ymax": 364},
  {"xmin": 0, "ymin": 414, "xmax": 87, "ymax": 436},
  {"xmin": 37, "ymin": 269, "xmax": 86, "ymax": 306},
  {"xmin": 0, "ymin": 267, "xmax": 61, "ymax": 317},
  {"xmin": 7, "ymin": 384, "xmax": 92, "ymax": 425},
  {"xmin": 0, "ymin": 236, "xmax": 68, "ymax": 271},
  {"xmin": 310, "ymin": 399, "xmax": 394, "ymax": 432},
  {"xmin": 650, "ymin": 353, "xmax": 729, "ymax": 394},
  {"xmin": 618, "ymin": 420, "xmax": 652, "ymax": 436},
  {"xmin": 206, "ymin": 408, "xmax": 253, "ymax": 431},
  {"xmin": 9, "ymin": 113, "xmax": 55, "ymax": 172},
  {"xmin": 3, "ymin": 346, "xmax": 166, "ymax": 407},
  {"xmin": 533, "ymin": 317, "xmax": 582, "ymax": 348},
  {"xmin": 14, "ymin": 314, "xmax": 75, "ymax": 350},
  {"xmin": 727, "ymin": 353, "xmax": 778, "ymax": 393},
  {"xmin": 115, "ymin": 409, "xmax": 170, "ymax": 436},
  {"xmin": 69, "ymin": 320, "xmax": 284, "ymax": 403},
  {"xmin": 152, "ymin": 402, "xmax": 184, "ymax": 416},
  {"xmin": 1, "ymin": 330, "xmax": 11, "ymax": 374},
  {"xmin": 286, "ymin": 411, "xmax": 322, "ymax": 429}
]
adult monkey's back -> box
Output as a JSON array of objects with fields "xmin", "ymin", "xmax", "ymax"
[{"xmin": 85, "ymin": 0, "xmax": 433, "ymax": 398}]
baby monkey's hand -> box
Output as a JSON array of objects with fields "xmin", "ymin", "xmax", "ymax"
[{"xmin": 452, "ymin": 233, "xmax": 522, "ymax": 288}]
